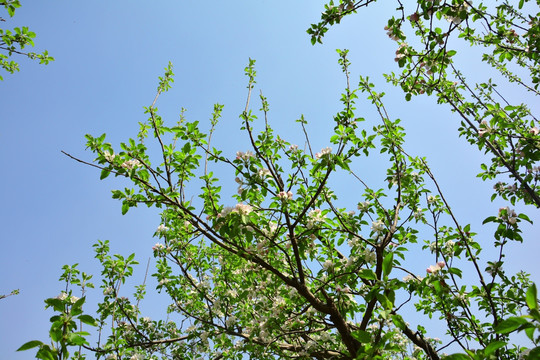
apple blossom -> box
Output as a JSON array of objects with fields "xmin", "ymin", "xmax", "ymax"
[
  {"xmin": 357, "ymin": 200, "xmax": 370, "ymax": 211},
  {"xmin": 258, "ymin": 168, "xmax": 271, "ymax": 178},
  {"xmin": 235, "ymin": 151, "xmax": 254, "ymax": 160},
  {"xmin": 278, "ymin": 190, "xmax": 293, "ymax": 201},
  {"xmin": 371, "ymin": 219, "xmax": 385, "ymax": 233},
  {"xmin": 103, "ymin": 151, "xmax": 116, "ymax": 162},
  {"xmin": 121, "ymin": 159, "xmax": 141, "ymax": 170},
  {"xmin": 315, "ymin": 146, "xmax": 332, "ymax": 159},
  {"xmin": 156, "ymin": 224, "xmax": 168, "ymax": 233}
]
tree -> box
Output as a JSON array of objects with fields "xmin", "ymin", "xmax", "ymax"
[
  {"xmin": 0, "ymin": 0, "xmax": 53, "ymax": 80},
  {"xmin": 308, "ymin": 0, "xmax": 540, "ymax": 208},
  {"xmin": 20, "ymin": 1, "xmax": 540, "ymax": 359}
]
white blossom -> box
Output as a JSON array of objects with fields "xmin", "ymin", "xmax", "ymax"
[
  {"xmin": 236, "ymin": 151, "xmax": 254, "ymax": 161},
  {"xmin": 307, "ymin": 209, "xmax": 326, "ymax": 228},
  {"xmin": 315, "ymin": 147, "xmax": 332, "ymax": 159},
  {"xmin": 357, "ymin": 201, "xmax": 370, "ymax": 212},
  {"xmin": 103, "ymin": 151, "xmax": 116, "ymax": 162},
  {"xmin": 278, "ymin": 191, "xmax": 293, "ymax": 201},
  {"xmin": 371, "ymin": 220, "xmax": 385, "ymax": 233},
  {"xmin": 258, "ymin": 168, "xmax": 271, "ymax": 178},
  {"xmin": 156, "ymin": 224, "xmax": 168, "ymax": 233},
  {"xmin": 322, "ymin": 259, "xmax": 333, "ymax": 271},
  {"xmin": 121, "ymin": 159, "xmax": 141, "ymax": 170}
]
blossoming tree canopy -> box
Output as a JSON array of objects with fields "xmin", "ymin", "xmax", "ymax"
[
  {"xmin": 310, "ymin": 0, "xmax": 540, "ymax": 208},
  {"xmin": 17, "ymin": 1, "xmax": 540, "ymax": 360}
]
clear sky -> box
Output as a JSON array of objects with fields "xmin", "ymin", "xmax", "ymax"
[{"xmin": 1, "ymin": 1, "xmax": 538, "ymax": 358}]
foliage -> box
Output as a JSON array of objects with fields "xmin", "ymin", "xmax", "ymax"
[
  {"xmin": 0, "ymin": 0, "xmax": 53, "ymax": 80},
  {"xmin": 309, "ymin": 0, "xmax": 540, "ymax": 208},
  {"xmin": 0, "ymin": 288, "xmax": 19, "ymax": 300},
  {"xmin": 20, "ymin": 1, "xmax": 540, "ymax": 359}
]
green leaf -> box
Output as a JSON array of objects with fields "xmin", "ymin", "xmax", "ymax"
[
  {"xmin": 443, "ymin": 354, "xmax": 470, "ymax": 360},
  {"xmin": 357, "ymin": 269, "xmax": 377, "ymax": 280},
  {"xmin": 382, "ymin": 252, "xmax": 393, "ymax": 278},
  {"xmin": 36, "ymin": 345, "xmax": 56, "ymax": 360},
  {"xmin": 17, "ymin": 340, "xmax": 43, "ymax": 351},
  {"xmin": 121, "ymin": 202, "xmax": 129, "ymax": 215},
  {"xmin": 68, "ymin": 333, "xmax": 88, "ymax": 346},
  {"xmin": 530, "ymin": 308, "xmax": 540, "ymax": 322},
  {"xmin": 526, "ymin": 283, "xmax": 538, "ymax": 311},
  {"xmin": 376, "ymin": 293, "xmax": 393, "ymax": 310},
  {"xmin": 391, "ymin": 314, "xmax": 406, "ymax": 330},
  {"xmin": 44, "ymin": 298, "xmax": 64, "ymax": 312},
  {"xmin": 77, "ymin": 314, "xmax": 97, "ymax": 326},
  {"xmin": 352, "ymin": 329, "xmax": 371, "ymax": 343},
  {"xmin": 518, "ymin": 213, "xmax": 533, "ymax": 224},
  {"xmin": 494, "ymin": 316, "xmax": 528, "ymax": 334},
  {"xmin": 100, "ymin": 169, "xmax": 110, "ymax": 180},
  {"xmin": 448, "ymin": 267, "xmax": 463, "ymax": 278},
  {"xmin": 528, "ymin": 346, "xmax": 540, "ymax": 359},
  {"xmin": 484, "ymin": 340, "xmax": 506, "ymax": 356}
]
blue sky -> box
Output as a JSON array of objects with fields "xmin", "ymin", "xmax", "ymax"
[{"xmin": 1, "ymin": 1, "xmax": 538, "ymax": 358}]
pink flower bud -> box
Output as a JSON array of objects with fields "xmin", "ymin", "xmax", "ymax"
[{"xmin": 437, "ymin": 261, "xmax": 446, "ymax": 269}]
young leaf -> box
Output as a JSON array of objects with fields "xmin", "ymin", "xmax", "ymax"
[
  {"xmin": 77, "ymin": 314, "xmax": 97, "ymax": 326},
  {"xmin": 526, "ymin": 283, "xmax": 538, "ymax": 311},
  {"xmin": 100, "ymin": 169, "xmax": 110, "ymax": 180},
  {"xmin": 17, "ymin": 340, "xmax": 44, "ymax": 351},
  {"xmin": 484, "ymin": 340, "xmax": 506, "ymax": 356},
  {"xmin": 442, "ymin": 354, "xmax": 471, "ymax": 360},
  {"xmin": 357, "ymin": 269, "xmax": 377, "ymax": 281},
  {"xmin": 382, "ymin": 252, "xmax": 393, "ymax": 277},
  {"xmin": 494, "ymin": 317, "xmax": 528, "ymax": 334}
]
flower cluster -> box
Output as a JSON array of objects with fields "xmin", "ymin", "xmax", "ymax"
[
  {"xmin": 219, "ymin": 203, "xmax": 254, "ymax": 218},
  {"xmin": 362, "ymin": 248, "xmax": 377, "ymax": 265},
  {"xmin": 322, "ymin": 259, "xmax": 333, "ymax": 271},
  {"xmin": 428, "ymin": 240, "xmax": 455, "ymax": 256},
  {"xmin": 426, "ymin": 261, "xmax": 445, "ymax": 274},
  {"xmin": 384, "ymin": 25, "xmax": 401, "ymax": 41},
  {"xmin": 121, "ymin": 159, "xmax": 141, "ymax": 170},
  {"xmin": 103, "ymin": 151, "xmax": 116, "ymax": 162},
  {"xmin": 498, "ymin": 206, "xmax": 518, "ymax": 225},
  {"xmin": 152, "ymin": 243, "xmax": 165, "ymax": 252},
  {"xmin": 156, "ymin": 224, "xmax": 168, "ymax": 233},
  {"xmin": 258, "ymin": 168, "xmax": 271, "ymax": 178},
  {"xmin": 235, "ymin": 177, "xmax": 246, "ymax": 194},
  {"xmin": 371, "ymin": 220, "xmax": 385, "ymax": 233},
  {"xmin": 357, "ymin": 201, "xmax": 370, "ymax": 212},
  {"xmin": 236, "ymin": 151, "xmax": 254, "ymax": 161},
  {"xmin": 315, "ymin": 147, "xmax": 332, "ymax": 159},
  {"xmin": 403, "ymin": 274, "xmax": 421, "ymax": 282},
  {"xmin": 446, "ymin": 4, "xmax": 468, "ymax": 25},
  {"xmin": 394, "ymin": 43, "xmax": 408, "ymax": 62},
  {"xmin": 478, "ymin": 120, "xmax": 492, "ymax": 137},
  {"xmin": 278, "ymin": 191, "xmax": 293, "ymax": 201},
  {"xmin": 307, "ymin": 209, "xmax": 326, "ymax": 229},
  {"xmin": 413, "ymin": 207, "xmax": 424, "ymax": 220}
]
